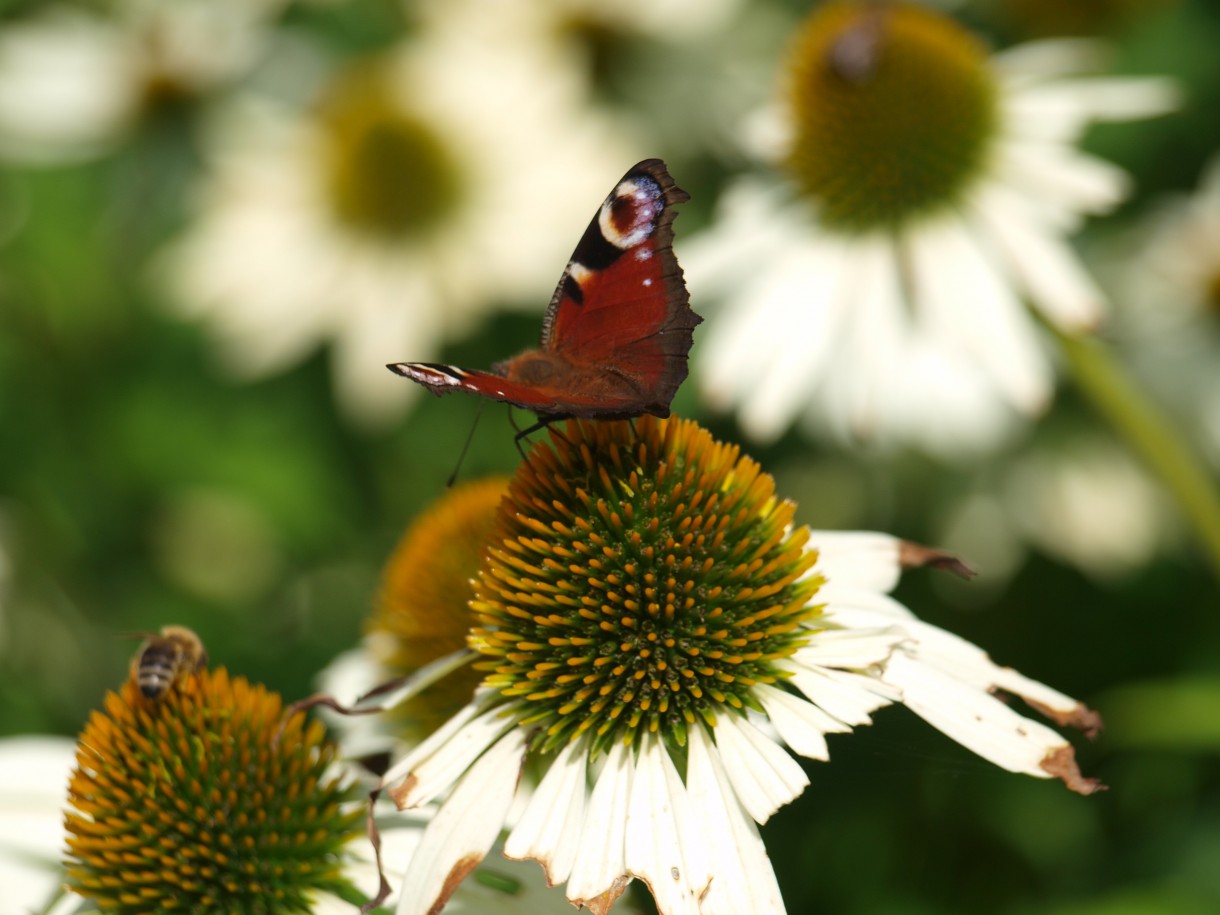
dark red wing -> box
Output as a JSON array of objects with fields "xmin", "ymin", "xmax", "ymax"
[
  {"xmin": 387, "ymin": 362, "xmax": 638, "ymax": 415},
  {"xmin": 540, "ymin": 159, "xmax": 700, "ymax": 413},
  {"xmin": 388, "ymin": 160, "xmax": 700, "ymax": 420}
]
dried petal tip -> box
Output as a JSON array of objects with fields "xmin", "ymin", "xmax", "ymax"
[
  {"xmin": 1041, "ymin": 744, "xmax": 1107, "ymax": 796},
  {"xmin": 1025, "ymin": 696, "xmax": 1104, "ymax": 741},
  {"xmin": 899, "ymin": 540, "xmax": 977, "ymax": 579}
]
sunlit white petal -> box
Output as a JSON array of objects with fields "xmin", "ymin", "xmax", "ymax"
[
  {"xmin": 686, "ymin": 727, "xmax": 785, "ymax": 915},
  {"xmin": 712, "ymin": 713, "xmax": 810, "ymax": 824},
  {"xmin": 624, "ymin": 733, "xmax": 708, "ymax": 915},
  {"xmin": 396, "ymin": 728, "xmax": 528, "ymax": 915}
]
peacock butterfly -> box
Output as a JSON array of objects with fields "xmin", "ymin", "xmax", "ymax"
[{"xmin": 387, "ymin": 159, "xmax": 700, "ymax": 422}]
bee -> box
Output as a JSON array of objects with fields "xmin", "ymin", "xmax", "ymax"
[{"xmin": 130, "ymin": 625, "xmax": 208, "ymax": 700}]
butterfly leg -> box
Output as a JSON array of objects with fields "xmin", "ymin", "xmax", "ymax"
[{"xmin": 510, "ymin": 413, "xmax": 572, "ymax": 457}]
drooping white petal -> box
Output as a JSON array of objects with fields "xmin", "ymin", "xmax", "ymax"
[
  {"xmin": 504, "ymin": 738, "xmax": 589, "ymax": 885},
  {"xmin": 783, "ymin": 661, "xmax": 898, "ymax": 725},
  {"xmin": 872, "ymin": 613, "xmax": 1089, "ymax": 724},
  {"xmin": 753, "ymin": 682, "xmax": 849, "ymax": 761},
  {"xmin": 685, "ymin": 726, "xmax": 786, "ymax": 915},
  {"xmin": 882, "ymin": 652, "xmax": 1078, "ymax": 780},
  {"xmin": 787, "ymin": 626, "xmax": 905, "ymax": 669},
  {"xmin": 567, "ymin": 740, "xmax": 634, "ymax": 911},
  {"xmin": 396, "ymin": 728, "xmax": 528, "ymax": 915},
  {"xmin": 711, "ymin": 713, "xmax": 810, "ymax": 824},
  {"xmin": 624, "ymin": 733, "xmax": 709, "ymax": 915},
  {"xmin": 386, "ymin": 701, "xmax": 518, "ymax": 809}
]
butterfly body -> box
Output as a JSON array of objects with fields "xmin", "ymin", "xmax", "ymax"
[{"xmin": 389, "ymin": 159, "xmax": 700, "ymax": 420}]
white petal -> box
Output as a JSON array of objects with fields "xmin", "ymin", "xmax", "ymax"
[
  {"xmin": 782, "ymin": 662, "xmax": 898, "ymax": 725},
  {"xmin": 685, "ymin": 727, "xmax": 786, "ymax": 915},
  {"xmin": 788, "ymin": 626, "xmax": 904, "ymax": 669},
  {"xmin": 624, "ymin": 733, "xmax": 708, "ymax": 915},
  {"xmin": 882, "ymin": 652, "xmax": 1073, "ymax": 779},
  {"xmin": 969, "ymin": 183, "xmax": 1106, "ymax": 331},
  {"xmin": 711, "ymin": 713, "xmax": 809, "ymax": 824},
  {"xmin": 396, "ymin": 728, "xmax": 528, "ymax": 915},
  {"xmin": 905, "ymin": 213, "xmax": 1051, "ymax": 413},
  {"xmin": 812, "ymin": 237, "xmax": 909, "ymax": 442},
  {"xmin": 753, "ymin": 682, "xmax": 849, "ymax": 761},
  {"xmin": 817, "ymin": 584, "xmax": 917, "ymax": 626},
  {"xmin": 991, "ymin": 38, "xmax": 1108, "ymax": 85},
  {"xmin": 503, "ymin": 738, "xmax": 589, "ymax": 885},
  {"xmin": 732, "ymin": 239, "xmax": 851, "ymax": 441},
  {"xmin": 806, "ymin": 531, "xmax": 901, "ymax": 593},
  {"xmin": 385, "ymin": 701, "xmax": 517, "ymax": 808},
  {"xmin": 878, "ymin": 614, "xmax": 1085, "ymax": 720},
  {"xmin": 314, "ymin": 647, "xmax": 396, "ymax": 760},
  {"xmin": 1005, "ymin": 78, "xmax": 1178, "ymax": 143},
  {"xmin": 996, "ymin": 141, "xmax": 1130, "ymax": 218},
  {"xmin": 567, "ymin": 740, "xmax": 634, "ymax": 910},
  {"xmin": 0, "ymin": 737, "xmax": 76, "ymax": 914}
]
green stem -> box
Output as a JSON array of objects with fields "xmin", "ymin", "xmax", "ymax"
[{"xmin": 1055, "ymin": 328, "xmax": 1220, "ymax": 579}]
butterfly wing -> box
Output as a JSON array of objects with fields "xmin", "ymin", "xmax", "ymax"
[
  {"xmin": 388, "ymin": 361, "xmax": 633, "ymax": 414},
  {"xmin": 538, "ymin": 158, "xmax": 700, "ymax": 415},
  {"xmin": 388, "ymin": 160, "xmax": 699, "ymax": 419}
]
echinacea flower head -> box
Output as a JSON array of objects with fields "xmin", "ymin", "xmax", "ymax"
[
  {"xmin": 787, "ymin": 1, "xmax": 997, "ymax": 233},
  {"xmin": 160, "ymin": 31, "xmax": 634, "ymax": 426},
  {"xmin": 381, "ymin": 416, "xmax": 1102, "ymax": 915},
  {"xmin": 64, "ymin": 666, "xmax": 363, "ymax": 913},
  {"xmin": 688, "ymin": 0, "xmax": 1177, "ymax": 453}
]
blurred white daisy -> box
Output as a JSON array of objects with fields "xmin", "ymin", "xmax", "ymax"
[
  {"xmin": 1105, "ymin": 154, "xmax": 1220, "ymax": 463},
  {"xmin": 370, "ymin": 417, "xmax": 1101, "ymax": 915},
  {"xmin": 686, "ymin": 1, "xmax": 1176, "ymax": 455},
  {"xmin": 158, "ymin": 33, "xmax": 637, "ymax": 426},
  {"xmin": 0, "ymin": 736, "xmax": 76, "ymax": 914},
  {"xmin": 0, "ymin": 0, "xmax": 283, "ymax": 164}
]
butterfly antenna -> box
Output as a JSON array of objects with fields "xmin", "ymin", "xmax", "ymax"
[{"xmin": 447, "ymin": 402, "xmax": 485, "ymax": 488}]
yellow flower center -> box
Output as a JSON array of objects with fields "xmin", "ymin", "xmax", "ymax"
[{"xmin": 786, "ymin": 1, "xmax": 998, "ymax": 232}]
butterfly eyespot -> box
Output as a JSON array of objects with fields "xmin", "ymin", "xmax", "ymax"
[{"xmin": 600, "ymin": 180, "xmax": 661, "ymax": 251}]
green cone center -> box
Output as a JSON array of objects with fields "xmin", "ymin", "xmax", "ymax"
[{"xmin": 469, "ymin": 418, "xmax": 822, "ymax": 758}]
